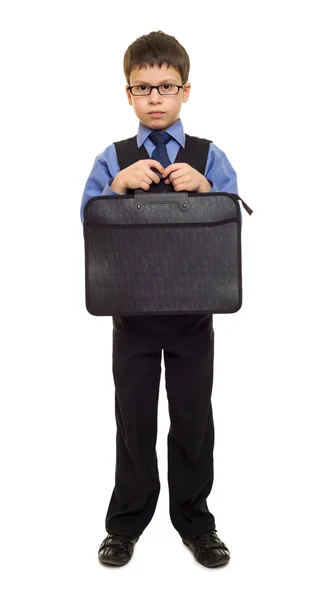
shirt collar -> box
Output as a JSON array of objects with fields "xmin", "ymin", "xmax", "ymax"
[{"xmin": 136, "ymin": 118, "xmax": 185, "ymax": 148}]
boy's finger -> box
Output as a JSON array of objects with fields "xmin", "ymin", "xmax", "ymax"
[
  {"xmin": 146, "ymin": 159, "xmax": 164, "ymax": 173},
  {"xmin": 162, "ymin": 164, "xmax": 179, "ymax": 178},
  {"xmin": 150, "ymin": 167, "xmax": 162, "ymax": 180}
]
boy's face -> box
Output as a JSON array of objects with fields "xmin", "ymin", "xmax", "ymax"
[{"xmin": 126, "ymin": 63, "xmax": 190, "ymax": 130}]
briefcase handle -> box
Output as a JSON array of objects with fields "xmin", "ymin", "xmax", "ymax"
[
  {"xmin": 135, "ymin": 172, "xmax": 253, "ymax": 215},
  {"xmin": 134, "ymin": 189, "xmax": 190, "ymax": 212}
]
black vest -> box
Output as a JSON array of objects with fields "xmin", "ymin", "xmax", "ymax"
[{"xmin": 114, "ymin": 133, "xmax": 212, "ymax": 194}]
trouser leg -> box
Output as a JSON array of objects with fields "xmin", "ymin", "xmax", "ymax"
[
  {"xmin": 105, "ymin": 317, "xmax": 162, "ymax": 537},
  {"xmin": 163, "ymin": 314, "xmax": 216, "ymax": 539}
]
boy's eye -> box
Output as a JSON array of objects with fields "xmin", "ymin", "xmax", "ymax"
[{"xmin": 135, "ymin": 84, "xmax": 173, "ymax": 91}]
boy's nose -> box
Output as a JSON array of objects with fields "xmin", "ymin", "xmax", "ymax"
[{"xmin": 148, "ymin": 87, "xmax": 162, "ymax": 101}]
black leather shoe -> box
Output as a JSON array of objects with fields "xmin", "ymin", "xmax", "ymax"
[
  {"xmin": 98, "ymin": 534, "xmax": 139, "ymax": 566},
  {"xmin": 182, "ymin": 529, "xmax": 230, "ymax": 568}
]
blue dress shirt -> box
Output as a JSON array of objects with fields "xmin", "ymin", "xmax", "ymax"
[{"xmin": 80, "ymin": 118, "xmax": 238, "ymax": 224}]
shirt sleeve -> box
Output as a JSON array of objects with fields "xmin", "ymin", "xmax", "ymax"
[
  {"xmin": 204, "ymin": 142, "xmax": 242, "ymax": 225},
  {"xmin": 80, "ymin": 144, "xmax": 121, "ymax": 224},
  {"xmin": 204, "ymin": 143, "xmax": 238, "ymax": 195}
]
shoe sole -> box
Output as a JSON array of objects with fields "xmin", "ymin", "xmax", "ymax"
[{"xmin": 182, "ymin": 539, "xmax": 230, "ymax": 568}]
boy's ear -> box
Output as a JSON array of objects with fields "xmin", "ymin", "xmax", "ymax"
[
  {"xmin": 126, "ymin": 85, "xmax": 133, "ymax": 106},
  {"xmin": 182, "ymin": 82, "xmax": 191, "ymax": 103}
]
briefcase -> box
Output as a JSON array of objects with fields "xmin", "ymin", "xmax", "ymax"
[{"xmin": 83, "ymin": 190, "xmax": 252, "ymax": 316}]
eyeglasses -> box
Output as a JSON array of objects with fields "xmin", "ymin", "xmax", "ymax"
[{"xmin": 127, "ymin": 84, "xmax": 185, "ymax": 96}]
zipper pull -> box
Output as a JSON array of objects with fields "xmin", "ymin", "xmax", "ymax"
[{"xmin": 235, "ymin": 195, "xmax": 253, "ymax": 215}]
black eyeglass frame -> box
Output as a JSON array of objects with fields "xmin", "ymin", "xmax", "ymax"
[{"xmin": 127, "ymin": 84, "xmax": 186, "ymax": 96}]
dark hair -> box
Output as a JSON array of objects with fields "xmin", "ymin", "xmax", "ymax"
[{"xmin": 123, "ymin": 31, "xmax": 190, "ymax": 85}]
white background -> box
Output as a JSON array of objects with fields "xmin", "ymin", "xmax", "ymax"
[{"xmin": 1, "ymin": 0, "xmax": 317, "ymax": 598}]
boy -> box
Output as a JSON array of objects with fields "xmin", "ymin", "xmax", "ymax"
[{"xmin": 80, "ymin": 31, "xmax": 238, "ymax": 569}]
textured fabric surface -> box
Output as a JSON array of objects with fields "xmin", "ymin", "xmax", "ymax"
[{"xmin": 84, "ymin": 192, "xmax": 242, "ymax": 315}]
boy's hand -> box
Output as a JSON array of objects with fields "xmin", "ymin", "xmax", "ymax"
[
  {"xmin": 111, "ymin": 159, "xmax": 164, "ymax": 194},
  {"xmin": 161, "ymin": 163, "xmax": 212, "ymax": 192}
]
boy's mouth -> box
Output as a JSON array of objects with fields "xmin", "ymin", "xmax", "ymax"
[{"xmin": 149, "ymin": 111, "xmax": 165, "ymax": 117}]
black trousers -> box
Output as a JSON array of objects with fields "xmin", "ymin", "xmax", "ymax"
[{"xmin": 105, "ymin": 313, "xmax": 216, "ymax": 540}]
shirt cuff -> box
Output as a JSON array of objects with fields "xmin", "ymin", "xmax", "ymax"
[
  {"xmin": 102, "ymin": 178, "xmax": 121, "ymax": 196},
  {"xmin": 206, "ymin": 178, "xmax": 218, "ymax": 192}
]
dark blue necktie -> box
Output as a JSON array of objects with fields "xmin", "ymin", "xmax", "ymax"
[{"xmin": 149, "ymin": 131, "xmax": 172, "ymax": 168}]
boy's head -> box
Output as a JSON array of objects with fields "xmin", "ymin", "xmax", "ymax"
[{"xmin": 123, "ymin": 31, "xmax": 191, "ymax": 130}]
